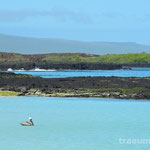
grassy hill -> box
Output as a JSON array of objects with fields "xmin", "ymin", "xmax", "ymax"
[
  {"xmin": 91, "ymin": 53, "xmax": 150, "ymax": 64},
  {"xmin": 0, "ymin": 52, "xmax": 150, "ymax": 64}
]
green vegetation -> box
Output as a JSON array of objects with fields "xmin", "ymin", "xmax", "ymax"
[
  {"xmin": 120, "ymin": 87, "xmax": 147, "ymax": 93},
  {"xmin": 94, "ymin": 53, "xmax": 150, "ymax": 63},
  {"xmin": 42, "ymin": 53, "xmax": 150, "ymax": 63},
  {"xmin": 42, "ymin": 54, "xmax": 95, "ymax": 62},
  {"xmin": 30, "ymin": 87, "xmax": 149, "ymax": 98},
  {"xmin": 80, "ymin": 87, "xmax": 148, "ymax": 93},
  {"xmin": 1, "ymin": 52, "xmax": 150, "ymax": 64},
  {"xmin": 0, "ymin": 87, "xmax": 148, "ymax": 97},
  {"xmin": 0, "ymin": 91, "xmax": 20, "ymax": 96}
]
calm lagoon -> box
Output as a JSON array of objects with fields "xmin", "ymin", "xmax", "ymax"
[{"xmin": 0, "ymin": 97, "xmax": 150, "ymax": 150}]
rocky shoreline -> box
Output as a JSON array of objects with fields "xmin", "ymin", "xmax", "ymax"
[
  {"xmin": 2, "ymin": 52, "xmax": 150, "ymax": 70},
  {"xmin": 1, "ymin": 72, "xmax": 150, "ymax": 99},
  {"xmin": 0, "ymin": 52, "xmax": 123, "ymax": 70},
  {"xmin": 0, "ymin": 62, "xmax": 122, "ymax": 70}
]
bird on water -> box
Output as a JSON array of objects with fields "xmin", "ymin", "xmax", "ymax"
[{"xmin": 20, "ymin": 117, "xmax": 34, "ymax": 126}]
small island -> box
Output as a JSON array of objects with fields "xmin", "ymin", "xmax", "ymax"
[
  {"xmin": 1, "ymin": 52, "xmax": 150, "ymax": 70},
  {"xmin": 1, "ymin": 72, "xmax": 150, "ymax": 99}
]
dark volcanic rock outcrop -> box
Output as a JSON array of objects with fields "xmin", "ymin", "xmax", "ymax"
[
  {"xmin": 0, "ymin": 62, "xmax": 122, "ymax": 70},
  {"xmin": 1, "ymin": 72, "xmax": 150, "ymax": 99}
]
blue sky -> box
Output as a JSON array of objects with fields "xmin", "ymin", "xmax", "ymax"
[{"xmin": 0, "ymin": 0, "xmax": 150, "ymax": 44}]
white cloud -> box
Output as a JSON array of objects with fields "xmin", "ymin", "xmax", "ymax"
[{"xmin": 0, "ymin": 9, "xmax": 93, "ymax": 24}]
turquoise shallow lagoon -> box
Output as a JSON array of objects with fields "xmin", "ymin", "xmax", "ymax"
[{"xmin": 0, "ymin": 97, "xmax": 150, "ymax": 150}]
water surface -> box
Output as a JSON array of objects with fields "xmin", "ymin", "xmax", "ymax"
[
  {"xmin": 0, "ymin": 97, "xmax": 150, "ymax": 150},
  {"xmin": 12, "ymin": 68, "xmax": 150, "ymax": 78}
]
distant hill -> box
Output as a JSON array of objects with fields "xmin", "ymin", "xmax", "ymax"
[
  {"xmin": 1, "ymin": 52, "xmax": 150, "ymax": 70},
  {"xmin": 0, "ymin": 34, "xmax": 150, "ymax": 54},
  {"xmin": 1, "ymin": 52, "xmax": 150, "ymax": 64}
]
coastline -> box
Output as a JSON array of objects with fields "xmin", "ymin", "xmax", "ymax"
[
  {"xmin": 0, "ymin": 62, "xmax": 122, "ymax": 71},
  {"xmin": 2, "ymin": 52, "xmax": 150, "ymax": 71},
  {"xmin": 1, "ymin": 72, "xmax": 150, "ymax": 99}
]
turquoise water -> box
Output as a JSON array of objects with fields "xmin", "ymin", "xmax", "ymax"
[
  {"xmin": 0, "ymin": 97, "xmax": 150, "ymax": 150},
  {"xmin": 12, "ymin": 68, "xmax": 150, "ymax": 78}
]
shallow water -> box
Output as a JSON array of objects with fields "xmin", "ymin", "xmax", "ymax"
[
  {"xmin": 0, "ymin": 96, "xmax": 150, "ymax": 150},
  {"xmin": 12, "ymin": 68, "xmax": 150, "ymax": 78}
]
